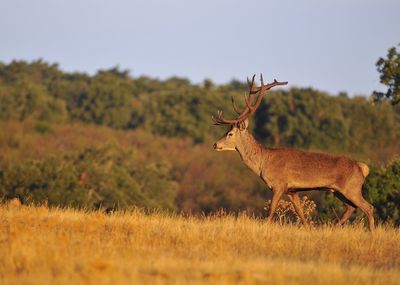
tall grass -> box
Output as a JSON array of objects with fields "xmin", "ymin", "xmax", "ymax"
[{"xmin": 1, "ymin": 202, "xmax": 399, "ymax": 285}]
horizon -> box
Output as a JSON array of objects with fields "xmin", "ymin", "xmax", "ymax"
[{"xmin": 0, "ymin": 57, "xmax": 357, "ymax": 96}]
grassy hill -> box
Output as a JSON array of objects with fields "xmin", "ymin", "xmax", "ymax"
[{"xmin": 1, "ymin": 202, "xmax": 399, "ymax": 285}]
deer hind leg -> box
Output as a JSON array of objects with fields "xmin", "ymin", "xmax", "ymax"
[
  {"xmin": 266, "ymin": 187, "xmax": 285, "ymax": 223},
  {"xmin": 288, "ymin": 192, "xmax": 308, "ymax": 225},
  {"xmin": 341, "ymin": 190, "xmax": 375, "ymax": 231},
  {"xmin": 351, "ymin": 196, "xmax": 374, "ymax": 231},
  {"xmin": 333, "ymin": 192, "xmax": 356, "ymax": 226}
]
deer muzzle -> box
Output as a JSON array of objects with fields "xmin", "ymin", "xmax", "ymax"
[
  {"xmin": 213, "ymin": 142, "xmax": 235, "ymax": 152},
  {"xmin": 213, "ymin": 143, "xmax": 223, "ymax": 151}
]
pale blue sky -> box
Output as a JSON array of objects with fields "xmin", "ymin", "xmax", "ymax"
[{"xmin": 0, "ymin": 0, "xmax": 399, "ymax": 95}]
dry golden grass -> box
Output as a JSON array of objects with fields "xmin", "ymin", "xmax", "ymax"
[{"xmin": 1, "ymin": 203, "xmax": 399, "ymax": 285}]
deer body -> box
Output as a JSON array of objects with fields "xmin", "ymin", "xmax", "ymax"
[
  {"xmin": 220, "ymin": 129, "xmax": 367, "ymax": 192},
  {"xmin": 212, "ymin": 74, "xmax": 375, "ymax": 230}
]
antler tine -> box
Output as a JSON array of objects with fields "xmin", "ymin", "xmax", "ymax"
[
  {"xmin": 211, "ymin": 114, "xmax": 218, "ymax": 124},
  {"xmin": 247, "ymin": 74, "xmax": 256, "ymax": 89},
  {"xmin": 211, "ymin": 110, "xmax": 224, "ymax": 125},
  {"xmin": 248, "ymin": 74, "xmax": 260, "ymax": 94},
  {"xmin": 243, "ymin": 91, "xmax": 253, "ymax": 110},
  {"xmin": 245, "ymin": 74, "xmax": 257, "ymax": 110},
  {"xmin": 231, "ymin": 97, "xmax": 241, "ymax": 115}
]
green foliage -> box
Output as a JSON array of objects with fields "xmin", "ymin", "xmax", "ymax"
[
  {"xmin": 0, "ymin": 60, "xmax": 68, "ymax": 122},
  {"xmin": 0, "ymin": 81, "xmax": 67, "ymax": 122},
  {"xmin": 363, "ymin": 159, "xmax": 400, "ymax": 225},
  {"xmin": 64, "ymin": 71, "xmax": 134, "ymax": 128},
  {"xmin": 142, "ymin": 85, "xmax": 229, "ymax": 143},
  {"xmin": 0, "ymin": 144, "xmax": 178, "ymax": 211},
  {"xmin": 254, "ymin": 88, "xmax": 348, "ymax": 152},
  {"xmin": 373, "ymin": 44, "xmax": 400, "ymax": 105}
]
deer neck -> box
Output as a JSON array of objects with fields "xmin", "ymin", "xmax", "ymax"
[{"xmin": 235, "ymin": 131, "xmax": 264, "ymax": 175}]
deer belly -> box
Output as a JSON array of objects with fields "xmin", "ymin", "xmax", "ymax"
[{"xmin": 286, "ymin": 171, "xmax": 336, "ymax": 189}]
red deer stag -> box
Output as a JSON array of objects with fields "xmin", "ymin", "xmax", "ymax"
[{"xmin": 212, "ymin": 74, "xmax": 374, "ymax": 230}]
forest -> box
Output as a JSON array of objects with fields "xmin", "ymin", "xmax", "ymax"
[{"xmin": 0, "ymin": 59, "xmax": 399, "ymax": 224}]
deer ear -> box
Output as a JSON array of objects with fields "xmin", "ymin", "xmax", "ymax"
[{"xmin": 238, "ymin": 119, "xmax": 249, "ymax": 130}]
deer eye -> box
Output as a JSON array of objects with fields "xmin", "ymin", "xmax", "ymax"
[{"xmin": 228, "ymin": 133, "xmax": 233, "ymax": 137}]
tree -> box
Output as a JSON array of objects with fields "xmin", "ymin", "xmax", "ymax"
[{"xmin": 373, "ymin": 44, "xmax": 400, "ymax": 105}]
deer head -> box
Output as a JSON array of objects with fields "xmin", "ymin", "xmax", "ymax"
[{"xmin": 212, "ymin": 74, "xmax": 288, "ymax": 151}]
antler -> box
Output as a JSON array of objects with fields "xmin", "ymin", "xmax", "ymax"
[{"xmin": 212, "ymin": 74, "xmax": 288, "ymax": 125}]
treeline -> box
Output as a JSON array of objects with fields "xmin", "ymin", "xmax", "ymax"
[
  {"xmin": 0, "ymin": 60, "xmax": 400, "ymax": 224},
  {"xmin": 1, "ymin": 60, "xmax": 399, "ymax": 158}
]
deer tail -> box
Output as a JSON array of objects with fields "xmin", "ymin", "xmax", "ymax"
[{"xmin": 357, "ymin": 162, "xmax": 369, "ymax": 178}]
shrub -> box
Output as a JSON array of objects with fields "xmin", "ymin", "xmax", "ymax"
[
  {"xmin": 264, "ymin": 196, "xmax": 317, "ymax": 225},
  {"xmin": 0, "ymin": 144, "xmax": 178, "ymax": 212},
  {"xmin": 364, "ymin": 158, "xmax": 400, "ymax": 225}
]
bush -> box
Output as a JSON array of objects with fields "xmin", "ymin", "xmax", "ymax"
[
  {"xmin": 364, "ymin": 159, "xmax": 400, "ymax": 225},
  {"xmin": 0, "ymin": 144, "xmax": 178, "ymax": 212}
]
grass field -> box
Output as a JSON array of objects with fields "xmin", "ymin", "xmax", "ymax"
[{"xmin": 1, "ymin": 202, "xmax": 399, "ymax": 285}]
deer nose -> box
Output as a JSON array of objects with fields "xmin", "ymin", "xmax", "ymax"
[{"xmin": 213, "ymin": 143, "xmax": 217, "ymax": 149}]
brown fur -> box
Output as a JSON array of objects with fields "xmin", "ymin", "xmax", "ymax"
[{"xmin": 214, "ymin": 123, "xmax": 375, "ymax": 231}]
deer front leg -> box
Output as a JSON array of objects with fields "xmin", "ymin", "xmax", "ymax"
[
  {"xmin": 337, "ymin": 204, "xmax": 356, "ymax": 226},
  {"xmin": 266, "ymin": 187, "xmax": 285, "ymax": 223}
]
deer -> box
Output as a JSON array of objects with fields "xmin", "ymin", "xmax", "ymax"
[{"xmin": 212, "ymin": 74, "xmax": 375, "ymax": 231}]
